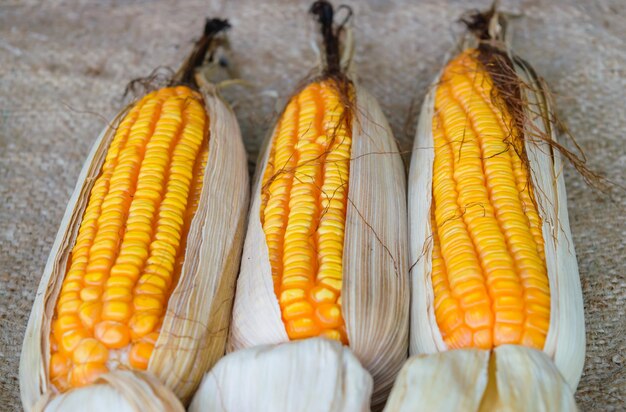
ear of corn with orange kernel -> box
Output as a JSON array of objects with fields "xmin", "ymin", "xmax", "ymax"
[
  {"xmin": 399, "ymin": 8, "xmax": 584, "ymax": 410},
  {"xmin": 223, "ymin": 2, "xmax": 409, "ymax": 409},
  {"xmin": 20, "ymin": 19, "xmax": 249, "ymax": 411}
]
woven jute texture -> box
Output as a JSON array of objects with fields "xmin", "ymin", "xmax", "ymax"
[{"xmin": 1, "ymin": 0, "xmax": 624, "ymax": 410}]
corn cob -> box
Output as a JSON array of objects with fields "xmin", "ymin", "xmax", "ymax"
[
  {"xmin": 20, "ymin": 20, "xmax": 249, "ymax": 410},
  {"xmin": 226, "ymin": 2, "xmax": 408, "ymax": 408},
  {"xmin": 259, "ymin": 79, "xmax": 352, "ymax": 343},
  {"xmin": 48, "ymin": 85, "xmax": 209, "ymax": 389},
  {"xmin": 429, "ymin": 49, "xmax": 550, "ymax": 351},
  {"xmin": 401, "ymin": 7, "xmax": 584, "ymax": 410}
]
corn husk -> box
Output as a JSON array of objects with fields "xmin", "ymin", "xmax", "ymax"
[
  {"xmin": 384, "ymin": 346, "xmax": 577, "ymax": 412},
  {"xmin": 19, "ymin": 82, "xmax": 249, "ymax": 410},
  {"xmin": 230, "ymin": 80, "xmax": 409, "ymax": 406},
  {"xmin": 42, "ymin": 371, "xmax": 184, "ymax": 412},
  {"xmin": 407, "ymin": 9, "xmax": 585, "ymax": 394},
  {"xmin": 228, "ymin": 10, "xmax": 409, "ymax": 407},
  {"xmin": 189, "ymin": 338, "xmax": 373, "ymax": 412}
]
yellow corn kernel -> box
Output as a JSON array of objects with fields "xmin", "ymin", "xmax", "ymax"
[
  {"xmin": 430, "ymin": 49, "xmax": 550, "ymax": 351},
  {"xmin": 72, "ymin": 338, "xmax": 109, "ymax": 365},
  {"xmin": 260, "ymin": 80, "xmax": 351, "ymax": 343},
  {"xmin": 129, "ymin": 341, "xmax": 155, "ymax": 370},
  {"xmin": 315, "ymin": 303, "xmax": 343, "ymax": 328},
  {"xmin": 94, "ymin": 320, "xmax": 130, "ymax": 349},
  {"xmin": 49, "ymin": 86, "xmax": 210, "ymax": 391},
  {"xmin": 78, "ymin": 301, "xmax": 101, "ymax": 330},
  {"xmin": 310, "ymin": 285, "xmax": 337, "ymax": 303},
  {"xmin": 49, "ymin": 353, "xmax": 71, "ymax": 379},
  {"xmin": 59, "ymin": 329, "xmax": 89, "ymax": 356},
  {"xmin": 279, "ymin": 288, "xmax": 306, "ymax": 306},
  {"xmin": 129, "ymin": 312, "xmax": 160, "ymax": 340},
  {"xmin": 70, "ymin": 363, "xmax": 109, "ymax": 388}
]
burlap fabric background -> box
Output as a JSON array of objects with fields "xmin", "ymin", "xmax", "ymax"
[{"xmin": 0, "ymin": 0, "xmax": 624, "ymax": 410}]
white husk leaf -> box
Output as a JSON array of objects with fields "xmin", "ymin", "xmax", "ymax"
[
  {"xmin": 344, "ymin": 84, "xmax": 409, "ymax": 406},
  {"xmin": 228, "ymin": 115, "xmax": 288, "ymax": 348},
  {"xmin": 485, "ymin": 345, "xmax": 578, "ymax": 411},
  {"xmin": 513, "ymin": 60, "xmax": 585, "ymax": 390},
  {"xmin": 20, "ymin": 86, "xmax": 249, "ymax": 410},
  {"xmin": 229, "ymin": 81, "xmax": 409, "ymax": 407},
  {"xmin": 407, "ymin": 44, "xmax": 585, "ymax": 390},
  {"xmin": 385, "ymin": 346, "xmax": 576, "ymax": 412},
  {"xmin": 407, "ymin": 73, "xmax": 443, "ymax": 357},
  {"xmin": 383, "ymin": 349, "xmax": 489, "ymax": 412},
  {"xmin": 43, "ymin": 371, "xmax": 184, "ymax": 412},
  {"xmin": 189, "ymin": 338, "xmax": 373, "ymax": 412}
]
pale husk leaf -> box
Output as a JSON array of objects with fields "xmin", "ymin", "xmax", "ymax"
[
  {"xmin": 228, "ymin": 82, "xmax": 409, "ymax": 407},
  {"xmin": 383, "ymin": 349, "xmax": 489, "ymax": 412},
  {"xmin": 42, "ymin": 371, "xmax": 184, "ymax": 412},
  {"xmin": 189, "ymin": 338, "xmax": 373, "ymax": 412},
  {"xmin": 483, "ymin": 345, "xmax": 577, "ymax": 412},
  {"xmin": 407, "ymin": 47, "xmax": 585, "ymax": 390},
  {"xmin": 345, "ymin": 84, "xmax": 409, "ymax": 406},
  {"xmin": 20, "ymin": 88, "xmax": 249, "ymax": 409},
  {"xmin": 384, "ymin": 347, "xmax": 576, "ymax": 412},
  {"xmin": 228, "ymin": 116, "xmax": 288, "ymax": 349},
  {"xmin": 513, "ymin": 60, "xmax": 585, "ymax": 390},
  {"xmin": 148, "ymin": 86, "xmax": 250, "ymax": 403},
  {"xmin": 407, "ymin": 75, "xmax": 444, "ymax": 356}
]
